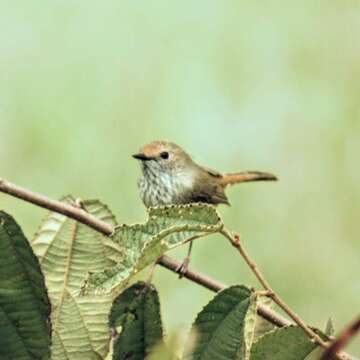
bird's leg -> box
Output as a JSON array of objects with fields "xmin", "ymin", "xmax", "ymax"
[
  {"xmin": 174, "ymin": 232, "xmax": 209, "ymax": 278},
  {"xmin": 146, "ymin": 261, "xmax": 157, "ymax": 284},
  {"xmin": 176, "ymin": 241, "xmax": 193, "ymax": 278}
]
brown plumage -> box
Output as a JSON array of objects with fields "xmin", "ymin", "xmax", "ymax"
[{"xmin": 133, "ymin": 140, "xmax": 277, "ymax": 208}]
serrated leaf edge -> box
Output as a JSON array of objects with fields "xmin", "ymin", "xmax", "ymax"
[{"xmin": 86, "ymin": 204, "xmax": 223, "ymax": 294}]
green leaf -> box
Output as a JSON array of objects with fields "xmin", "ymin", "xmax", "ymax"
[
  {"xmin": 87, "ymin": 204, "xmax": 222, "ymax": 293},
  {"xmin": 109, "ymin": 281, "xmax": 164, "ymax": 360},
  {"xmin": 183, "ymin": 285, "xmax": 258, "ymax": 360},
  {"xmin": 33, "ymin": 196, "xmax": 120, "ymax": 302},
  {"xmin": 32, "ymin": 197, "xmax": 119, "ymax": 360},
  {"xmin": 250, "ymin": 326, "xmax": 319, "ymax": 360},
  {"xmin": 303, "ymin": 347, "xmax": 324, "ymax": 360},
  {"xmin": 304, "ymin": 319, "xmax": 334, "ymax": 360},
  {"xmin": 51, "ymin": 292, "xmax": 112, "ymax": 360},
  {"xmin": 0, "ymin": 211, "xmax": 51, "ymax": 359}
]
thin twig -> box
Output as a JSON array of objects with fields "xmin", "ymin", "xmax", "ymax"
[
  {"xmin": 321, "ymin": 316, "xmax": 360, "ymax": 360},
  {"xmin": 220, "ymin": 229, "xmax": 336, "ymax": 352},
  {"xmin": 0, "ymin": 178, "xmax": 356, "ymax": 360},
  {"xmin": 221, "ymin": 229, "xmax": 358, "ymax": 360}
]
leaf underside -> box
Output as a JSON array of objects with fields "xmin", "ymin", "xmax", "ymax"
[
  {"xmin": 87, "ymin": 203, "xmax": 223, "ymax": 294},
  {"xmin": 253, "ymin": 297, "xmax": 276, "ymax": 342},
  {"xmin": 32, "ymin": 197, "xmax": 118, "ymax": 360},
  {"xmin": 183, "ymin": 285, "xmax": 258, "ymax": 360},
  {"xmin": 0, "ymin": 211, "xmax": 51, "ymax": 360}
]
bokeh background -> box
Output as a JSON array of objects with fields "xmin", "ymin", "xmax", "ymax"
[{"xmin": 1, "ymin": 1, "xmax": 359, "ymax": 355}]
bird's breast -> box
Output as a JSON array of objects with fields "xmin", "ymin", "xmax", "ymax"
[{"xmin": 138, "ymin": 169, "xmax": 194, "ymax": 207}]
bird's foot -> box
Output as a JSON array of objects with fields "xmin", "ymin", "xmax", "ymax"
[{"xmin": 176, "ymin": 256, "xmax": 190, "ymax": 278}]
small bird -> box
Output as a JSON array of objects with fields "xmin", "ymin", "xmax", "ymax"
[{"xmin": 133, "ymin": 140, "xmax": 277, "ymax": 273}]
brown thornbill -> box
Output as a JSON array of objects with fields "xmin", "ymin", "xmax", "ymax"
[{"xmin": 133, "ymin": 140, "xmax": 278, "ymax": 274}]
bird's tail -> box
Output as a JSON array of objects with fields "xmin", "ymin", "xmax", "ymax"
[{"xmin": 220, "ymin": 171, "xmax": 278, "ymax": 187}]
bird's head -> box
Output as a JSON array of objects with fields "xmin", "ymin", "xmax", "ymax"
[{"xmin": 133, "ymin": 141, "xmax": 193, "ymax": 174}]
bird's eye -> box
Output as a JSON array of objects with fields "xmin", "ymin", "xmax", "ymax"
[{"xmin": 160, "ymin": 151, "xmax": 169, "ymax": 159}]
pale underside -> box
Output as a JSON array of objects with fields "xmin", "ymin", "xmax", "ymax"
[{"xmin": 138, "ymin": 162, "xmax": 229, "ymax": 207}]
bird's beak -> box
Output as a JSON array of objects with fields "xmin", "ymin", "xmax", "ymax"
[{"xmin": 132, "ymin": 153, "xmax": 152, "ymax": 161}]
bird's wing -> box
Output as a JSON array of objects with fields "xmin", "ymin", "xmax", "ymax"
[
  {"xmin": 187, "ymin": 166, "xmax": 229, "ymax": 205},
  {"xmin": 201, "ymin": 166, "xmax": 223, "ymax": 178},
  {"xmin": 189, "ymin": 182, "xmax": 229, "ymax": 205}
]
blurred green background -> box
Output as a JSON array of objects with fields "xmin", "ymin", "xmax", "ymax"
[{"xmin": 1, "ymin": 1, "xmax": 359, "ymax": 355}]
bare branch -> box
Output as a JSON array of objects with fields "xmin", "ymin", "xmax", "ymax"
[{"xmin": 0, "ymin": 178, "xmax": 113, "ymax": 235}]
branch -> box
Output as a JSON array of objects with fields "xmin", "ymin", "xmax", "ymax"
[
  {"xmin": 321, "ymin": 316, "xmax": 360, "ymax": 360},
  {"xmin": 220, "ymin": 229, "xmax": 357, "ymax": 360},
  {"xmin": 0, "ymin": 178, "xmax": 113, "ymax": 235},
  {"xmin": 0, "ymin": 178, "xmax": 357, "ymax": 360},
  {"xmin": 220, "ymin": 229, "xmax": 327, "ymax": 345},
  {"xmin": 157, "ymin": 254, "xmax": 290, "ymax": 328}
]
